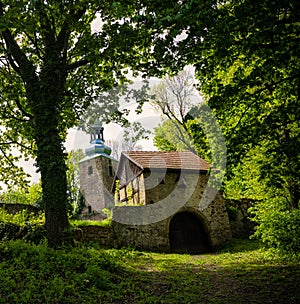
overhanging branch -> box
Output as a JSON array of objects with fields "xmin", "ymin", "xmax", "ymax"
[{"xmin": 66, "ymin": 59, "xmax": 89, "ymax": 71}]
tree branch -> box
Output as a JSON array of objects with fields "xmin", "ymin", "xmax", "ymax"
[
  {"xmin": 57, "ymin": 7, "xmax": 87, "ymax": 54},
  {"xmin": 0, "ymin": 146, "xmax": 19, "ymax": 168},
  {"xmin": 0, "ymin": 13, "xmax": 38, "ymax": 86},
  {"xmin": 24, "ymin": 30, "xmax": 44, "ymax": 61},
  {"xmin": 66, "ymin": 59, "xmax": 89, "ymax": 71}
]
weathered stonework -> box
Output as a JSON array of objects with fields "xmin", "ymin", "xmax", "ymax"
[
  {"xmin": 74, "ymin": 225, "xmax": 117, "ymax": 247},
  {"xmin": 112, "ymin": 171, "xmax": 232, "ymax": 252},
  {"xmin": 79, "ymin": 156, "xmax": 117, "ymax": 214},
  {"xmin": 79, "ymin": 149, "xmax": 232, "ymax": 253},
  {"xmin": 0, "ymin": 203, "xmax": 40, "ymax": 215}
]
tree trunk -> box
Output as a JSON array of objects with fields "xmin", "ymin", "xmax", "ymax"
[
  {"xmin": 30, "ymin": 56, "xmax": 70, "ymax": 248},
  {"xmin": 288, "ymin": 181, "xmax": 300, "ymax": 210},
  {"xmin": 33, "ymin": 105, "xmax": 69, "ymax": 248}
]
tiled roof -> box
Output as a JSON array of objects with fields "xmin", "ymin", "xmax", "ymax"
[{"xmin": 122, "ymin": 151, "xmax": 210, "ymax": 171}]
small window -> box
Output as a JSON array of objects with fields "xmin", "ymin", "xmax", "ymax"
[
  {"xmin": 108, "ymin": 160, "xmax": 113, "ymax": 176},
  {"xmin": 88, "ymin": 166, "xmax": 93, "ymax": 175},
  {"xmin": 88, "ymin": 206, "xmax": 92, "ymax": 213}
]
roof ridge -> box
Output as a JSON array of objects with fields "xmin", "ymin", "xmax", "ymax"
[{"xmin": 121, "ymin": 150, "xmax": 210, "ymax": 171}]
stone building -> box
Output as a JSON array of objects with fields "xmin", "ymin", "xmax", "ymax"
[
  {"xmin": 111, "ymin": 151, "xmax": 232, "ymax": 253},
  {"xmin": 78, "ymin": 122, "xmax": 118, "ymax": 220},
  {"xmin": 78, "ymin": 126, "xmax": 232, "ymax": 253}
]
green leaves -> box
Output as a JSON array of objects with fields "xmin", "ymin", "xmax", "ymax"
[{"xmin": 0, "ymin": 0, "xmax": 179, "ymax": 246}]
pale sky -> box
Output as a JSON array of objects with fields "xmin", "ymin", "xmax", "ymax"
[{"xmin": 18, "ymin": 99, "xmax": 161, "ymax": 185}]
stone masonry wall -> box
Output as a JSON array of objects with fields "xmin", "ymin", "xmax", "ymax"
[
  {"xmin": 111, "ymin": 171, "xmax": 232, "ymax": 252},
  {"xmin": 0, "ymin": 203, "xmax": 40, "ymax": 215},
  {"xmin": 76, "ymin": 170, "xmax": 231, "ymax": 252},
  {"xmin": 79, "ymin": 156, "xmax": 116, "ymax": 213},
  {"xmin": 74, "ymin": 225, "xmax": 116, "ymax": 247}
]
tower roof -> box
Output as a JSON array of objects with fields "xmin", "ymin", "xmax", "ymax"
[{"xmin": 79, "ymin": 123, "xmax": 117, "ymax": 163}]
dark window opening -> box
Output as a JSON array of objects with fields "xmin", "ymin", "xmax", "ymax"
[
  {"xmin": 108, "ymin": 160, "xmax": 113, "ymax": 176},
  {"xmin": 109, "ymin": 165, "xmax": 113, "ymax": 176},
  {"xmin": 88, "ymin": 166, "xmax": 93, "ymax": 175},
  {"xmin": 88, "ymin": 206, "xmax": 92, "ymax": 213},
  {"xmin": 169, "ymin": 212, "xmax": 211, "ymax": 254}
]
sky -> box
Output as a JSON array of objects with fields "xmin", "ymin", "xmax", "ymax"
[{"xmin": 19, "ymin": 99, "xmax": 161, "ymax": 184}]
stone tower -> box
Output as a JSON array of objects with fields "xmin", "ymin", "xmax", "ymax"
[{"xmin": 78, "ymin": 122, "xmax": 117, "ymax": 218}]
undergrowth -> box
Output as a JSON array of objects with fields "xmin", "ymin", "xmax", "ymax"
[
  {"xmin": 0, "ymin": 209, "xmax": 45, "ymax": 243},
  {"xmin": 1, "ymin": 210, "xmax": 300, "ymax": 303},
  {"xmin": 0, "ymin": 238, "xmax": 299, "ymax": 303}
]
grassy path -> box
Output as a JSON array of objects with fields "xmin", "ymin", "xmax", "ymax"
[
  {"xmin": 0, "ymin": 239, "xmax": 299, "ymax": 303},
  {"xmin": 105, "ymin": 239, "xmax": 300, "ymax": 303}
]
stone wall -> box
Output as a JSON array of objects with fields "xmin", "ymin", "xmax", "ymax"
[
  {"xmin": 74, "ymin": 225, "xmax": 116, "ymax": 247},
  {"xmin": 226, "ymin": 198, "xmax": 256, "ymax": 237},
  {"xmin": 78, "ymin": 166, "xmax": 232, "ymax": 253},
  {"xmin": 112, "ymin": 220, "xmax": 170, "ymax": 251},
  {"xmin": 109, "ymin": 171, "xmax": 232, "ymax": 252},
  {"xmin": 73, "ymin": 221, "xmax": 170, "ymax": 252},
  {"xmin": 0, "ymin": 203, "xmax": 40, "ymax": 215}
]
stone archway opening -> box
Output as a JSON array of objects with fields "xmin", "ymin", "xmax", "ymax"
[{"xmin": 169, "ymin": 211, "xmax": 211, "ymax": 254}]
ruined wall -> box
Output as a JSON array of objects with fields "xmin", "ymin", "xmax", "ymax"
[
  {"xmin": 0, "ymin": 203, "xmax": 40, "ymax": 215},
  {"xmin": 112, "ymin": 220, "xmax": 169, "ymax": 251},
  {"xmin": 74, "ymin": 225, "xmax": 116, "ymax": 247}
]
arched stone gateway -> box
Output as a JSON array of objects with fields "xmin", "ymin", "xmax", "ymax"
[{"xmin": 169, "ymin": 211, "xmax": 211, "ymax": 254}]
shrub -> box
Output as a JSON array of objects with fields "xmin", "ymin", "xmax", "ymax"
[
  {"xmin": 0, "ymin": 209, "xmax": 45, "ymax": 243},
  {"xmin": 0, "ymin": 183, "xmax": 42, "ymax": 205},
  {"xmin": 250, "ymin": 199, "xmax": 300, "ymax": 253},
  {"xmin": 0, "ymin": 240, "xmax": 120, "ymax": 303},
  {"xmin": 71, "ymin": 218, "xmax": 112, "ymax": 227}
]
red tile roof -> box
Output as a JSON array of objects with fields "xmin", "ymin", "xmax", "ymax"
[{"xmin": 122, "ymin": 151, "xmax": 210, "ymax": 171}]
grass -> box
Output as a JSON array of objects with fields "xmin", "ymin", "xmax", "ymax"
[
  {"xmin": 70, "ymin": 218, "xmax": 112, "ymax": 227},
  {"xmin": 0, "ymin": 238, "xmax": 300, "ymax": 303}
]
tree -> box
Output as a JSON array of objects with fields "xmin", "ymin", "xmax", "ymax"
[
  {"xmin": 106, "ymin": 122, "xmax": 151, "ymax": 160},
  {"xmin": 140, "ymin": 0, "xmax": 300, "ymax": 250},
  {"xmin": 77, "ymin": 80, "xmax": 152, "ymax": 131},
  {"xmin": 153, "ymin": 0, "xmax": 300, "ymax": 206},
  {"xmin": 153, "ymin": 120, "xmax": 181, "ymax": 152},
  {"xmin": 153, "ymin": 111, "xmax": 211, "ymax": 161},
  {"xmin": 0, "ymin": 183, "xmax": 42, "ymax": 206},
  {"xmin": 0, "ymin": 1, "xmax": 165, "ymax": 247},
  {"xmin": 66, "ymin": 149, "xmax": 85, "ymax": 216},
  {"xmin": 151, "ymin": 69, "xmax": 200, "ymax": 154}
]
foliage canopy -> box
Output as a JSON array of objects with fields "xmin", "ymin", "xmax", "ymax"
[{"xmin": 0, "ymin": 0, "xmax": 167, "ymax": 247}]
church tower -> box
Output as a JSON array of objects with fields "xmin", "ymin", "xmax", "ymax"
[{"xmin": 78, "ymin": 122, "xmax": 117, "ymax": 218}]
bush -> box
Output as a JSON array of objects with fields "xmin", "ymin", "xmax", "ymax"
[
  {"xmin": 250, "ymin": 200, "xmax": 300, "ymax": 253},
  {"xmin": 0, "ymin": 222, "xmax": 20, "ymax": 241},
  {"xmin": 0, "ymin": 183, "xmax": 42, "ymax": 205},
  {"xmin": 0, "ymin": 240, "xmax": 120, "ymax": 303},
  {"xmin": 0, "ymin": 209, "xmax": 45, "ymax": 243}
]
